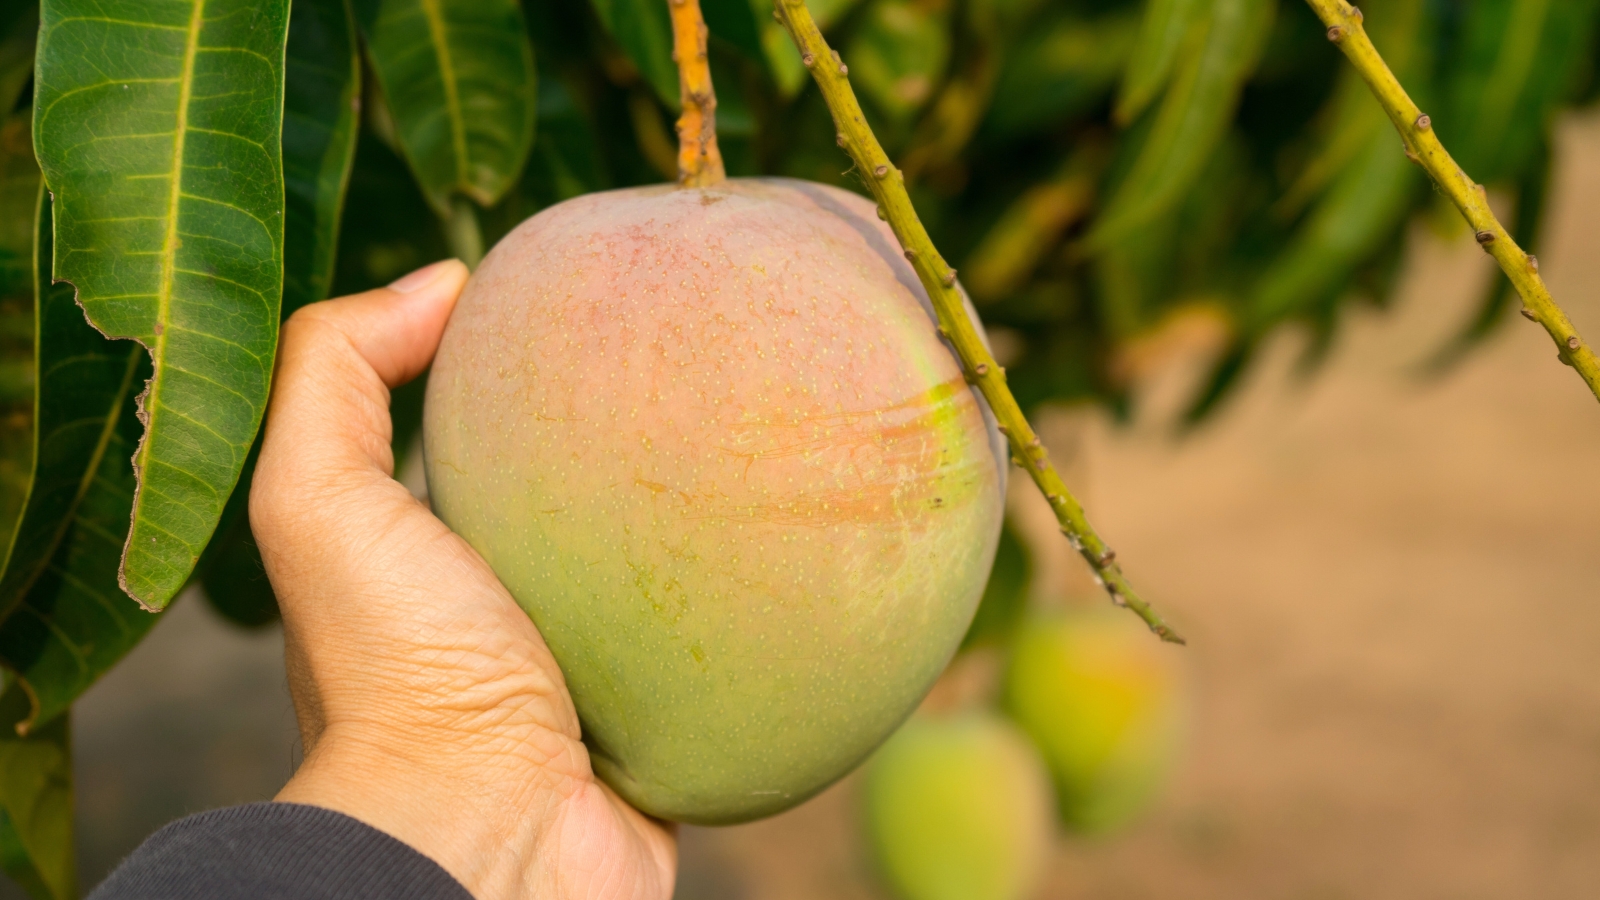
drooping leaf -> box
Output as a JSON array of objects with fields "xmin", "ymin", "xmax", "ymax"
[
  {"xmin": 33, "ymin": 0, "xmax": 291, "ymax": 609},
  {"xmin": 846, "ymin": 0, "xmax": 953, "ymax": 124},
  {"xmin": 588, "ymin": 0, "xmax": 677, "ymax": 107},
  {"xmin": 0, "ymin": 190, "xmax": 155, "ymax": 731},
  {"xmin": 1115, "ymin": 0, "xmax": 1209, "ymax": 124},
  {"xmin": 1087, "ymin": 0, "xmax": 1275, "ymax": 248},
  {"xmin": 355, "ymin": 0, "xmax": 537, "ymax": 215},
  {"xmin": 1442, "ymin": 0, "xmax": 1600, "ymax": 185},
  {"xmin": 0, "ymin": 684, "xmax": 73, "ymax": 900},
  {"xmin": 983, "ymin": 11, "xmax": 1142, "ymax": 139},
  {"xmin": 284, "ymin": 0, "xmax": 362, "ymax": 316},
  {"xmin": 1248, "ymin": 129, "xmax": 1419, "ymax": 330}
]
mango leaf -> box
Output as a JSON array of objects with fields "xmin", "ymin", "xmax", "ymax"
[
  {"xmin": 1442, "ymin": 0, "xmax": 1600, "ymax": 184},
  {"xmin": 0, "ymin": 190, "xmax": 155, "ymax": 731},
  {"xmin": 1087, "ymin": 0, "xmax": 1275, "ymax": 248},
  {"xmin": 0, "ymin": 683, "xmax": 73, "ymax": 900},
  {"xmin": 1115, "ymin": 0, "xmax": 1208, "ymax": 124},
  {"xmin": 33, "ymin": 0, "xmax": 291, "ymax": 609},
  {"xmin": 983, "ymin": 11, "xmax": 1141, "ymax": 139},
  {"xmin": 284, "ymin": 0, "xmax": 362, "ymax": 316},
  {"xmin": 846, "ymin": 0, "xmax": 953, "ymax": 124},
  {"xmin": 355, "ymin": 0, "xmax": 537, "ymax": 215},
  {"xmin": 588, "ymin": 0, "xmax": 677, "ymax": 107},
  {"xmin": 1247, "ymin": 129, "xmax": 1419, "ymax": 329},
  {"xmin": 1274, "ymin": 0, "xmax": 1427, "ymax": 220}
]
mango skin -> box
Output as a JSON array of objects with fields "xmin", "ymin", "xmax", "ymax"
[
  {"xmin": 423, "ymin": 178, "xmax": 1005, "ymax": 824},
  {"xmin": 864, "ymin": 711, "xmax": 1054, "ymax": 900},
  {"xmin": 1002, "ymin": 609, "xmax": 1188, "ymax": 834}
]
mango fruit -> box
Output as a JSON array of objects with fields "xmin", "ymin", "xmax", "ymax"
[
  {"xmin": 423, "ymin": 178, "xmax": 1006, "ymax": 824},
  {"xmin": 864, "ymin": 711, "xmax": 1054, "ymax": 900},
  {"xmin": 1002, "ymin": 608, "xmax": 1187, "ymax": 834}
]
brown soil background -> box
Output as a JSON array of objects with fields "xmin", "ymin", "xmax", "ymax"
[{"xmin": 8, "ymin": 113, "xmax": 1600, "ymax": 900}]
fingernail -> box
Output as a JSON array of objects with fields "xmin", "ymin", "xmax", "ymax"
[{"xmin": 389, "ymin": 259, "xmax": 457, "ymax": 294}]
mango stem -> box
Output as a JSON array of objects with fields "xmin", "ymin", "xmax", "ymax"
[
  {"xmin": 668, "ymin": 0, "xmax": 726, "ymax": 187},
  {"xmin": 773, "ymin": 0, "xmax": 1185, "ymax": 645},
  {"xmin": 1304, "ymin": 0, "xmax": 1600, "ymax": 403}
]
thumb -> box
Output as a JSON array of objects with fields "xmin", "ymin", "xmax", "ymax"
[{"xmin": 257, "ymin": 259, "xmax": 467, "ymax": 490}]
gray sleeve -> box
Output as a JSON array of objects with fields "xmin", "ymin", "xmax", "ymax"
[{"xmin": 87, "ymin": 802, "xmax": 474, "ymax": 900}]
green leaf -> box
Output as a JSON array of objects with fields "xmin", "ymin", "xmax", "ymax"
[
  {"xmin": 983, "ymin": 11, "xmax": 1142, "ymax": 138},
  {"xmin": 1247, "ymin": 126, "xmax": 1419, "ymax": 328},
  {"xmin": 1087, "ymin": 0, "xmax": 1275, "ymax": 248},
  {"xmin": 284, "ymin": 0, "xmax": 362, "ymax": 316},
  {"xmin": 0, "ymin": 190, "xmax": 155, "ymax": 730},
  {"xmin": 1115, "ymin": 0, "xmax": 1209, "ymax": 124},
  {"xmin": 845, "ymin": 0, "xmax": 952, "ymax": 123},
  {"xmin": 357, "ymin": 0, "xmax": 537, "ymax": 215},
  {"xmin": 0, "ymin": 684, "xmax": 73, "ymax": 900},
  {"xmin": 1442, "ymin": 0, "xmax": 1600, "ymax": 183},
  {"xmin": 588, "ymin": 0, "xmax": 677, "ymax": 107},
  {"xmin": 33, "ymin": 0, "xmax": 291, "ymax": 609}
]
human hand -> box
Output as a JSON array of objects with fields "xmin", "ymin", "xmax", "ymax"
[{"xmin": 251, "ymin": 260, "xmax": 677, "ymax": 900}]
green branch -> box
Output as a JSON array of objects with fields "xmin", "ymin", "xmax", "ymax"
[
  {"xmin": 1304, "ymin": 0, "xmax": 1600, "ymax": 403},
  {"xmin": 772, "ymin": 0, "xmax": 1185, "ymax": 644}
]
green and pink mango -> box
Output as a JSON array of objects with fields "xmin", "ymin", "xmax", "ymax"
[{"xmin": 424, "ymin": 178, "xmax": 1006, "ymax": 824}]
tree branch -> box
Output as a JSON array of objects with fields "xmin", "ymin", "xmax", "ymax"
[
  {"xmin": 1304, "ymin": 0, "xmax": 1600, "ymax": 403},
  {"xmin": 772, "ymin": 0, "xmax": 1185, "ymax": 644},
  {"xmin": 668, "ymin": 0, "xmax": 725, "ymax": 187}
]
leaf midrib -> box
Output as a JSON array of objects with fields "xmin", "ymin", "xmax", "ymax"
[
  {"xmin": 125, "ymin": 0, "xmax": 206, "ymax": 590},
  {"xmin": 420, "ymin": 0, "xmax": 468, "ymax": 188}
]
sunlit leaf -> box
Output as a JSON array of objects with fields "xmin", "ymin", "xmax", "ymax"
[
  {"xmin": 355, "ymin": 0, "xmax": 537, "ymax": 214},
  {"xmin": 0, "ymin": 684, "xmax": 73, "ymax": 900},
  {"xmin": 33, "ymin": 0, "xmax": 291, "ymax": 609},
  {"xmin": 1115, "ymin": 0, "xmax": 1209, "ymax": 124},
  {"xmin": 1441, "ymin": 0, "xmax": 1600, "ymax": 184},
  {"xmin": 846, "ymin": 0, "xmax": 952, "ymax": 124},
  {"xmin": 1087, "ymin": 0, "xmax": 1275, "ymax": 248}
]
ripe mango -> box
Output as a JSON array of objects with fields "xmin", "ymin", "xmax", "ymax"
[
  {"xmin": 864, "ymin": 711, "xmax": 1054, "ymax": 900},
  {"xmin": 1002, "ymin": 608, "xmax": 1187, "ymax": 834},
  {"xmin": 424, "ymin": 178, "xmax": 1006, "ymax": 824}
]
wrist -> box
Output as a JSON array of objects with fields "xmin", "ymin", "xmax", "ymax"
[{"xmin": 275, "ymin": 728, "xmax": 556, "ymax": 899}]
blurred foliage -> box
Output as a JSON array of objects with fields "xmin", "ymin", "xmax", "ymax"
[{"xmin": 3, "ymin": 0, "xmax": 1600, "ymax": 894}]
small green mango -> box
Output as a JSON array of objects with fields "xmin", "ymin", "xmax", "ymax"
[
  {"xmin": 425, "ymin": 178, "xmax": 1006, "ymax": 824},
  {"xmin": 864, "ymin": 711, "xmax": 1054, "ymax": 900},
  {"xmin": 1002, "ymin": 608, "xmax": 1187, "ymax": 834}
]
